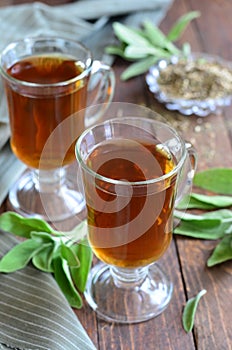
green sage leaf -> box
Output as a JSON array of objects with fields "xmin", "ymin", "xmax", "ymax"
[
  {"xmin": 32, "ymin": 244, "xmax": 55, "ymax": 272},
  {"xmin": 174, "ymin": 222, "xmax": 224, "ymax": 239},
  {"xmin": 176, "ymin": 194, "xmax": 215, "ymax": 210},
  {"xmin": 30, "ymin": 230, "xmax": 57, "ymax": 242},
  {"xmin": 53, "ymin": 256, "xmax": 83, "ymax": 308},
  {"xmin": 182, "ymin": 289, "xmax": 207, "ymax": 332},
  {"xmin": 105, "ymin": 45, "xmax": 127, "ymax": 59},
  {"xmin": 112, "ymin": 22, "xmax": 150, "ymax": 46},
  {"xmin": 207, "ymin": 235, "xmax": 232, "ymax": 267},
  {"xmin": 143, "ymin": 20, "xmax": 180, "ymax": 54},
  {"xmin": 177, "ymin": 193, "xmax": 232, "ymax": 210},
  {"xmin": 0, "ymin": 211, "xmax": 55, "ymax": 238},
  {"xmin": 121, "ymin": 56, "xmax": 158, "ymax": 80},
  {"xmin": 174, "ymin": 210, "xmax": 231, "ymax": 239},
  {"xmin": 124, "ymin": 45, "xmax": 170, "ymax": 60},
  {"xmin": 61, "ymin": 243, "xmax": 80, "ymax": 268},
  {"xmin": 193, "ymin": 168, "xmax": 232, "ymax": 195},
  {"xmin": 0, "ymin": 239, "xmax": 47, "ymax": 272},
  {"xmin": 167, "ymin": 11, "xmax": 201, "ymax": 42},
  {"xmin": 70, "ymin": 239, "xmax": 93, "ymax": 293}
]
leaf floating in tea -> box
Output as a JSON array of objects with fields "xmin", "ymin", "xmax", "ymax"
[{"xmin": 182, "ymin": 289, "xmax": 207, "ymax": 332}]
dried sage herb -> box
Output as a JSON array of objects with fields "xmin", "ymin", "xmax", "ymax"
[{"xmin": 157, "ymin": 59, "xmax": 232, "ymax": 100}]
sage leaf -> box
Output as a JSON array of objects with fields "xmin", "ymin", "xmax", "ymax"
[
  {"xmin": 32, "ymin": 244, "xmax": 55, "ymax": 272},
  {"xmin": 0, "ymin": 239, "xmax": 47, "ymax": 272},
  {"xmin": 182, "ymin": 289, "xmax": 207, "ymax": 332},
  {"xmin": 174, "ymin": 210, "xmax": 232, "ymax": 239},
  {"xmin": 105, "ymin": 45, "xmax": 127, "ymax": 59},
  {"xmin": 53, "ymin": 256, "xmax": 83, "ymax": 308},
  {"xmin": 207, "ymin": 235, "xmax": 232, "ymax": 267},
  {"xmin": 167, "ymin": 11, "xmax": 201, "ymax": 42},
  {"xmin": 70, "ymin": 239, "xmax": 93, "ymax": 293},
  {"xmin": 30, "ymin": 230, "xmax": 57, "ymax": 242},
  {"xmin": 61, "ymin": 243, "xmax": 80, "ymax": 268},
  {"xmin": 177, "ymin": 193, "xmax": 232, "ymax": 210},
  {"xmin": 0, "ymin": 211, "xmax": 55, "ymax": 238},
  {"xmin": 112, "ymin": 22, "xmax": 150, "ymax": 46},
  {"xmin": 143, "ymin": 20, "xmax": 180, "ymax": 54},
  {"xmin": 124, "ymin": 45, "xmax": 170, "ymax": 60},
  {"xmin": 176, "ymin": 194, "xmax": 215, "ymax": 210},
  {"xmin": 193, "ymin": 168, "xmax": 232, "ymax": 195},
  {"xmin": 174, "ymin": 223, "xmax": 225, "ymax": 239},
  {"xmin": 121, "ymin": 56, "xmax": 158, "ymax": 80},
  {"xmin": 202, "ymin": 209, "xmax": 232, "ymax": 220}
]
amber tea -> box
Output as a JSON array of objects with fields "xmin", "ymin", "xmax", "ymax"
[
  {"xmin": 5, "ymin": 55, "xmax": 88, "ymax": 169},
  {"xmin": 84, "ymin": 138, "xmax": 177, "ymax": 268}
]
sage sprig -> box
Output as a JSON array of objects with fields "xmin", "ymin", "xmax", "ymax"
[
  {"xmin": 0, "ymin": 212, "xmax": 91, "ymax": 308},
  {"xmin": 182, "ymin": 289, "xmax": 207, "ymax": 332},
  {"xmin": 174, "ymin": 168, "xmax": 232, "ymax": 267},
  {"xmin": 106, "ymin": 11, "xmax": 200, "ymax": 80}
]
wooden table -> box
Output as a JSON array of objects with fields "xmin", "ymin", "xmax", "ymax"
[{"xmin": 1, "ymin": 1, "xmax": 231, "ymax": 349}]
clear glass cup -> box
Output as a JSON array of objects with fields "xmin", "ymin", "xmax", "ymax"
[
  {"xmin": 75, "ymin": 105, "xmax": 197, "ymax": 323},
  {"xmin": 0, "ymin": 37, "xmax": 115, "ymax": 221}
]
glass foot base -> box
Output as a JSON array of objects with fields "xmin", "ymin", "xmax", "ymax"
[
  {"xmin": 84, "ymin": 262, "xmax": 173, "ymax": 324},
  {"xmin": 8, "ymin": 170, "xmax": 85, "ymax": 222}
]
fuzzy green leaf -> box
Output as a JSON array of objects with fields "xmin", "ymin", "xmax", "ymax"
[
  {"xmin": 176, "ymin": 194, "xmax": 215, "ymax": 210},
  {"xmin": 182, "ymin": 289, "xmax": 207, "ymax": 332},
  {"xmin": 0, "ymin": 239, "xmax": 47, "ymax": 272},
  {"xmin": 61, "ymin": 243, "xmax": 80, "ymax": 268},
  {"xmin": 121, "ymin": 56, "xmax": 158, "ymax": 80},
  {"xmin": 105, "ymin": 45, "xmax": 127, "ymax": 59},
  {"xmin": 174, "ymin": 210, "xmax": 232, "ymax": 240},
  {"xmin": 207, "ymin": 235, "xmax": 232, "ymax": 267},
  {"xmin": 193, "ymin": 168, "xmax": 232, "ymax": 195},
  {"xmin": 143, "ymin": 20, "xmax": 180, "ymax": 54},
  {"xmin": 70, "ymin": 240, "xmax": 93, "ymax": 293},
  {"xmin": 167, "ymin": 11, "xmax": 201, "ymax": 42},
  {"xmin": 53, "ymin": 256, "xmax": 83, "ymax": 308},
  {"xmin": 0, "ymin": 212, "xmax": 55, "ymax": 238},
  {"xmin": 177, "ymin": 193, "xmax": 232, "ymax": 210},
  {"xmin": 32, "ymin": 244, "xmax": 55, "ymax": 272},
  {"xmin": 112, "ymin": 22, "xmax": 150, "ymax": 46},
  {"xmin": 124, "ymin": 45, "xmax": 170, "ymax": 60}
]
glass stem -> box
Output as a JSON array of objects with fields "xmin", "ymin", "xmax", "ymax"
[
  {"xmin": 32, "ymin": 168, "xmax": 66, "ymax": 193},
  {"xmin": 110, "ymin": 265, "xmax": 148, "ymax": 289}
]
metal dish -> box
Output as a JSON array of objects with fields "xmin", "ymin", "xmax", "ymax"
[{"xmin": 145, "ymin": 53, "xmax": 232, "ymax": 117}]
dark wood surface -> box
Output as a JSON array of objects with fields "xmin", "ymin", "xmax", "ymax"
[{"xmin": 1, "ymin": 1, "xmax": 232, "ymax": 349}]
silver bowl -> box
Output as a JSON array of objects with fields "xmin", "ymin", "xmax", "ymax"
[{"xmin": 145, "ymin": 53, "xmax": 232, "ymax": 117}]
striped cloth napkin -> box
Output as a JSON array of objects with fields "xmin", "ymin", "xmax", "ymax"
[{"xmin": 0, "ymin": 230, "xmax": 96, "ymax": 350}]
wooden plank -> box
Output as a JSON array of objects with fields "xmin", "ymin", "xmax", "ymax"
[{"xmin": 156, "ymin": 1, "xmax": 232, "ymax": 350}]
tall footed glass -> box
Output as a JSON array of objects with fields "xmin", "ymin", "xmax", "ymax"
[
  {"xmin": 0, "ymin": 37, "xmax": 115, "ymax": 221},
  {"xmin": 75, "ymin": 108, "xmax": 197, "ymax": 323}
]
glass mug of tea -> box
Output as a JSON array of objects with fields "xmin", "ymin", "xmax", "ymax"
[
  {"xmin": 0, "ymin": 37, "xmax": 115, "ymax": 221},
  {"xmin": 75, "ymin": 110, "xmax": 197, "ymax": 323}
]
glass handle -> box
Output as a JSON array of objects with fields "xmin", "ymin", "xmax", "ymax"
[
  {"xmin": 175, "ymin": 141, "xmax": 198, "ymax": 207},
  {"xmin": 85, "ymin": 60, "xmax": 116, "ymax": 127}
]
